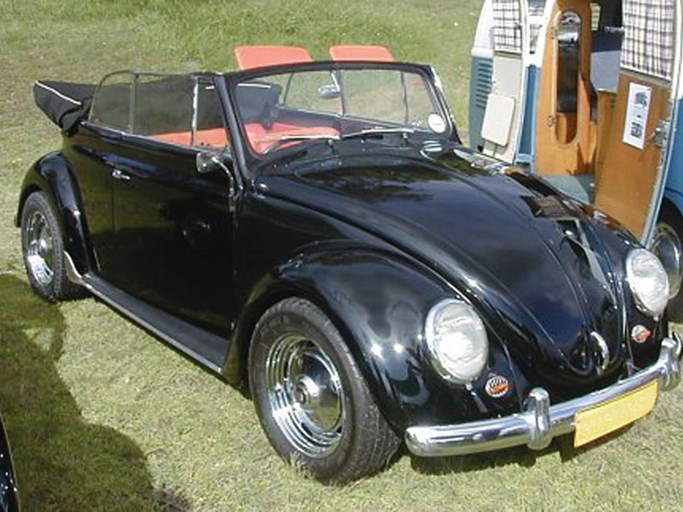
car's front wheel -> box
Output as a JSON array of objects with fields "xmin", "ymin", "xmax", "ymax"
[
  {"xmin": 249, "ymin": 297, "xmax": 400, "ymax": 484},
  {"xmin": 20, "ymin": 191, "xmax": 83, "ymax": 302}
]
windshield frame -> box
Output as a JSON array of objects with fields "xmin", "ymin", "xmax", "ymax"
[{"xmin": 222, "ymin": 60, "xmax": 460, "ymax": 171}]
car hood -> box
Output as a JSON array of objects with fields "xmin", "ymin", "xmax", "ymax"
[{"xmin": 256, "ymin": 146, "xmax": 627, "ymax": 386}]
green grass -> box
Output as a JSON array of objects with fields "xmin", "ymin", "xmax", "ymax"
[{"xmin": 2, "ymin": 0, "xmax": 683, "ymax": 510}]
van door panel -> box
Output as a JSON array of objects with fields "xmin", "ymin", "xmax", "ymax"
[
  {"xmin": 594, "ymin": 75, "xmax": 671, "ymax": 238},
  {"xmin": 535, "ymin": 0, "xmax": 593, "ymax": 176}
]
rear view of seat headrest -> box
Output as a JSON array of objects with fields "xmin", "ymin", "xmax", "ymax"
[{"xmin": 234, "ymin": 82, "xmax": 283, "ymax": 125}]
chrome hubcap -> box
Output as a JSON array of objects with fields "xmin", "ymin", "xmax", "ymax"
[
  {"xmin": 651, "ymin": 223, "xmax": 683, "ymax": 298},
  {"xmin": 26, "ymin": 210, "xmax": 54, "ymax": 286},
  {"xmin": 266, "ymin": 334, "xmax": 344, "ymax": 458}
]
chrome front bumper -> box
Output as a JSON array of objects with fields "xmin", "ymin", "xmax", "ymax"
[{"xmin": 405, "ymin": 336, "xmax": 682, "ymax": 457}]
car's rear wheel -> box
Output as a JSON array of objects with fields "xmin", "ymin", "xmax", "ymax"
[
  {"xmin": 249, "ymin": 297, "xmax": 400, "ymax": 484},
  {"xmin": 21, "ymin": 191, "xmax": 82, "ymax": 302}
]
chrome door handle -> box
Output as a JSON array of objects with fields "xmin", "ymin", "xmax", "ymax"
[{"xmin": 112, "ymin": 168, "xmax": 131, "ymax": 181}]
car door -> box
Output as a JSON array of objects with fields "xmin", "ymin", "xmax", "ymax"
[
  {"xmin": 94, "ymin": 74, "xmax": 236, "ymax": 339},
  {"xmin": 65, "ymin": 72, "xmax": 133, "ymax": 272},
  {"xmin": 109, "ymin": 144, "xmax": 235, "ymax": 338}
]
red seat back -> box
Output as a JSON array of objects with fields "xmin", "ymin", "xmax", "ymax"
[
  {"xmin": 328, "ymin": 45, "xmax": 394, "ymax": 62},
  {"xmin": 235, "ymin": 46, "xmax": 313, "ymax": 70}
]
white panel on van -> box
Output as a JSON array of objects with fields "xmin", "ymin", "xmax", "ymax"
[{"xmin": 481, "ymin": 93, "xmax": 516, "ymax": 146}]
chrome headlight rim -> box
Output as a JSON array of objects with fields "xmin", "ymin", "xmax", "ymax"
[
  {"xmin": 424, "ymin": 298, "xmax": 489, "ymax": 384},
  {"xmin": 626, "ymin": 248, "xmax": 669, "ymax": 318},
  {"xmin": 650, "ymin": 221, "xmax": 683, "ymax": 299}
]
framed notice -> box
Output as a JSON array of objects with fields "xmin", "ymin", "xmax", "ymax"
[{"xmin": 622, "ymin": 83, "xmax": 652, "ymax": 150}]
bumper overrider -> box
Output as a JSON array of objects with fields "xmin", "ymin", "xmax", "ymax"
[{"xmin": 405, "ymin": 335, "xmax": 682, "ymax": 457}]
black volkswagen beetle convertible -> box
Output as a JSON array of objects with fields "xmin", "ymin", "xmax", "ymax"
[{"xmin": 17, "ymin": 46, "xmax": 682, "ymax": 483}]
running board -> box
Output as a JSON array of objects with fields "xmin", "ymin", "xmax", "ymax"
[{"xmin": 72, "ymin": 265, "xmax": 227, "ymax": 374}]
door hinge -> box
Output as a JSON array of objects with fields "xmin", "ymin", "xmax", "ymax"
[{"xmin": 651, "ymin": 120, "xmax": 670, "ymax": 149}]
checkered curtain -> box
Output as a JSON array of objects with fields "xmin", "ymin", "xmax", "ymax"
[
  {"xmin": 621, "ymin": 0, "xmax": 675, "ymax": 80},
  {"xmin": 492, "ymin": 0, "xmax": 523, "ymax": 54},
  {"xmin": 528, "ymin": 0, "xmax": 546, "ymax": 54}
]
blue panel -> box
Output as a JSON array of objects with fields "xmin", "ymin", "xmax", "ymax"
[
  {"xmin": 664, "ymin": 98, "xmax": 683, "ymax": 218},
  {"xmin": 469, "ymin": 56, "xmax": 493, "ymax": 151},
  {"xmin": 516, "ymin": 65, "xmax": 540, "ymax": 169}
]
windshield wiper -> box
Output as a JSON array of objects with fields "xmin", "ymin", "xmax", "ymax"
[
  {"xmin": 339, "ymin": 127, "xmax": 416, "ymax": 141},
  {"xmin": 259, "ymin": 127, "xmax": 418, "ymax": 160},
  {"xmin": 262, "ymin": 134, "xmax": 340, "ymax": 154}
]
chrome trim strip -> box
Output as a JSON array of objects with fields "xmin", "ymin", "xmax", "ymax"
[
  {"xmin": 63, "ymin": 250, "xmax": 84, "ymax": 285},
  {"xmin": 405, "ymin": 336, "xmax": 681, "ymax": 457},
  {"xmin": 674, "ymin": 332, "xmax": 683, "ymax": 358}
]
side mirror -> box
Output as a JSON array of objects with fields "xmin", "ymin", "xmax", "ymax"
[
  {"xmin": 318, "ymin": 70, "xmax": 342, "ymax": 100},
  {"xmin": 318, "ymin": 84, "xmax": 341, "ymax": 100},
  {"xmin": 196, "ymin": 151, "xmax": 237, "ymax": 214}
]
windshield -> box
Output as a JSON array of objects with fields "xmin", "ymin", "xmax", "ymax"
[{"xmin": 231, "ymin": 65, "xmax": 453, "ymax": 156}]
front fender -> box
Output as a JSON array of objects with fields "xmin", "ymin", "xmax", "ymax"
[
  {"xmin": 17, "ymin": 151, "xmax": 92, "ymax": 273},
  {"xmin": 228, "ymin": 244, "xmax": 521, "ymax": 432}
]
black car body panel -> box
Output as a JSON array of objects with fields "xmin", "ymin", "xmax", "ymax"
[
  {"xmin": 18, "ymin": 152, "xmax": 93, "ymax": 273},
  {"xmin": 0, "ymin": 414, "xmax": 19, "ymax": 512}
]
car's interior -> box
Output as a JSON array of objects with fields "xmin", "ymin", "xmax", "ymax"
[
  {"xmin": 90, "ymin": 72, "xmax": 229, "ymax": 148},
  {"xmin": 235, "ymin": 80, "xmax": 341, "ymax": 153},
  {"xmin": 88, "ymin": 46, "xmax": 443, "ymax": 158},
  {"xmin": 535, "ymin": 1, "xmax": 624, "ymax": 195},
  {"xmin": 231, "ymin": 45, "xmax": 398, "ymax": 153}
]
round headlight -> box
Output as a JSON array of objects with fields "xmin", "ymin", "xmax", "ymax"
[
  {"xmin": 425, "ymin": 299, "xmax": 488, "ymax": 383},
  {"xmin": 626, "ymin": 248, "xmax": 669, "ymax": 318}
]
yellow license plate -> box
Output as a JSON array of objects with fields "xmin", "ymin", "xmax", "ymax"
[{"xmin": 574, "ymin": 380, "xmax": 659, "ymax": 448}]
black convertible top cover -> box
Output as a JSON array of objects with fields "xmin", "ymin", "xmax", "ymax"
[{"xmin": 33, "ymin": 80, "xmax": 96, "ymax": 133}]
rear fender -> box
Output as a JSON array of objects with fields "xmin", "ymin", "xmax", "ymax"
[{"xmin": 17, "ymin": 151, "xmax": 92, "ymax": 273}]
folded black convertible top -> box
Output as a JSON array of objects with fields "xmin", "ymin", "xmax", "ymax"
[{"xmin": 33, "ymin": 80, "xmax": 96, "ymax": 133}]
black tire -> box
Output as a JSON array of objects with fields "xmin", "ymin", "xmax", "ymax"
[
  {"xmin": 20, "ymin": 191, "xmax": 83, "ymax": 302},
  {"xmin": 249, "ymin": 297, "xmax": 400, "ymax": 484}
]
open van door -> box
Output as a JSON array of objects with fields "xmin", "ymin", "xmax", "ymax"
[
  {"xmin": 474, "ymin": 0, "xmax": 530, "ymax": 163},
  {"xmin": 593, "ymin": 1, "xmax": 680, "ymax": 241},
  {"xmin": 534, "ymin": 2, "xmax": 594, "ymax": 178},
  {"xmin": 532, "ymin": 0, "xmax": 680, "ymax": 242}
]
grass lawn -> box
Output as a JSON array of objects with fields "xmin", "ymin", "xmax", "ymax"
[{"xmin": 1, "ymin": 0, "xmax": 683, "ymax": 510}]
